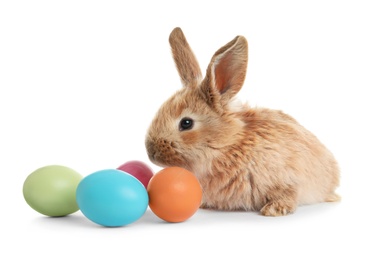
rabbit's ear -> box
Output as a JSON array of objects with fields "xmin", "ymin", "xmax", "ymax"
[
  {"xmin": 169, "ymin": 27, "xmax": 202, "ymax": 88},
  {"xmin": 201, "ymin": 36, "xmax": 248, "ymax": 107}
]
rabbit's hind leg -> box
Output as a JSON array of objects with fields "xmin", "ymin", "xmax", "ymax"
[{"xmin": 260, "ymin": 186, "xmax": 298, "ymax": 217}]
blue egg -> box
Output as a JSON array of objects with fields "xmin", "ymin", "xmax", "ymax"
[{"xmin": 76, "ymin": 169, "xmax": 149, "ymax": 227}]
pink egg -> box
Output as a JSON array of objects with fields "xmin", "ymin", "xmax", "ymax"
[{"xmin": 117, "ymin": 160, "xmax": 154, "ymax": 188}]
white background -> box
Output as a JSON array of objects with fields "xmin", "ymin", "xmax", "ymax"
[{"xmin": 1, "ymin": 1, "xmax": 373, "ymax": 259}]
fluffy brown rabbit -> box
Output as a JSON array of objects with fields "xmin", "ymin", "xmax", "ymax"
[{"xmin": 145, "ymin": 27, "xmax": 340, "ymax": 216}]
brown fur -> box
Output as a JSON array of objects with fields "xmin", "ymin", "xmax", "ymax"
[{"xmin": 145, "ymin": 27, "xmax": 340, "ymax": 216}]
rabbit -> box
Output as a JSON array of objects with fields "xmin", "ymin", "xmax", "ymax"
[{"xmin": 145, "ymin": 27, "xmax": 340, "ymax": 216}]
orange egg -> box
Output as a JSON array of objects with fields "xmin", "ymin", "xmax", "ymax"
[{"xmin": 147, "ymin": 167, "xmax": 202, "ymax": 223}]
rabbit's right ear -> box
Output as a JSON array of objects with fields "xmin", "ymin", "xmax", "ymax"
[{"xmin": 169, "ymin": 27, "xmax": 202, "ymax": 88}]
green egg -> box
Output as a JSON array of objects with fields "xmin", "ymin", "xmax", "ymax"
[{"xmin": 23, "ymin": 165, "xmax": 83, "ymax": 217}]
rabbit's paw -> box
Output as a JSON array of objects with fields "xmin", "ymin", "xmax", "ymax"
[{"xmin": 260, "ymin": 200, "xmax": 296, "ymax": 216}]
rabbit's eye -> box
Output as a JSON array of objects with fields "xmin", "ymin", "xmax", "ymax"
[{"xmin": 179, "ymin": 117, "xmax": 194, "ymax": 131}]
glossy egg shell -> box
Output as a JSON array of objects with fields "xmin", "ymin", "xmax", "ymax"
[
  {"xmin": 147, "ymin": 167, "xmax": 202, "ymax": 223},
  {"xmin": 76, "ymin": 169, "xmax": 149, "ymax": 227},
  {"xmin": 117, "ymin": 160, "xmax": 154, "ymax": 188}
]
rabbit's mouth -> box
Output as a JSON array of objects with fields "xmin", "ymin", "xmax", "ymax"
[{"xmin": 145, "ymin": 138, "xmax": 185, "ymax": 168}]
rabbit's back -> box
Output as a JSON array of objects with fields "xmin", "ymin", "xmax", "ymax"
[{"xmin": 200, "ymin": 107, "xmax": 340, "ymax": 212}]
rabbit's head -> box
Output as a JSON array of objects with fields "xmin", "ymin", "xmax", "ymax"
[{"xmin": 145, "ymin": 27, "xmax": 248, "ymax": 173}]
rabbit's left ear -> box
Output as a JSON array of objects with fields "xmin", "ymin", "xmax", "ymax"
[
  {"xmin": 169, "ymin": 27, "xmax": 202, "ymax": 88},
  {"xmin": 201, "ymin": 36, "xmax": 248, "ymax": 107}
]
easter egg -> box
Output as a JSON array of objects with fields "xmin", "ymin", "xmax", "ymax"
[
  {"xmin": 76, "ymin": 169, "xmax": 149, "ymax": 227},
  {"xmin": 147, "ymin": 167, "xmax": 202, "ymax": 223},
  {"xmin": 117, "ymin": 160, "xmax": 154, "ymax": 188},
  {"xmin": 23, "ymin": 165, "xmax": 83, "ymax": 217}
]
